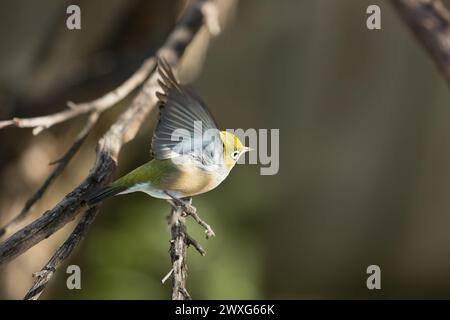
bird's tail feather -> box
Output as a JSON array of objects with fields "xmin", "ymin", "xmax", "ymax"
[{"xmin": 86, "ymin": 185, "xmax": 126, "ymax": 206}]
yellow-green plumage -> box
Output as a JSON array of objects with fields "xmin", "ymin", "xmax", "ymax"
[
  {"xmin": 85, "ymin": 59, "xmax": 250, "ymax": 206},
  {"xmin": 112, "ymin": 157, "xmax": 222, "ymax": 197},
  {"xmin": 112, "ymin": 159, "xmax": 178, "ymax": 189}
]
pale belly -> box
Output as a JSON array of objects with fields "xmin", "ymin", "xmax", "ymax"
[{"xmin": 120, "ymin": 164, "xmax": 229, "ymax": 199}]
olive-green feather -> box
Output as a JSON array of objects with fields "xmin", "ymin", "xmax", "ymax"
[
  {"xmin": 111, "ymin": 159, "xmax": 179, "ymax": 188},
  {"xmin": 85, "ymin": 185, "xmax": 126, "ymax": 206},
  {"xmin": 86, "ymin": 159, "xmax": 179, "ymax": 206}
]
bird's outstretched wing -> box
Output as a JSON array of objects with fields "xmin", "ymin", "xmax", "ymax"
[{"xmin": 152, "ymin": 58, "xmax": 222, "ymax": 166}]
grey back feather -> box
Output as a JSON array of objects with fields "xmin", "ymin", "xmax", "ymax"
[{"xmin": 152, "ymin": 58, "xmax": 223, "ymax": 167}]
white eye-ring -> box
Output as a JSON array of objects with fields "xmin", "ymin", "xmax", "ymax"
[{"xmin": 231, "ymin": 150, "xmax": 240, "ymax": 160}]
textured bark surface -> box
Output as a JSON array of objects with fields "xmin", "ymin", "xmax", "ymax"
[{"xmin": 392, "ymin": 0, "xmax": 450, "ymax": 85}]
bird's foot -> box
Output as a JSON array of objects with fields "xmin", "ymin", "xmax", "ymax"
[
  {"xmin": 165, "ymin": 193, "xmax": 196, "ymax": 216},
  {"xmin": 165, "ymin": 193, "xmax": 215, "ymax": 239}
]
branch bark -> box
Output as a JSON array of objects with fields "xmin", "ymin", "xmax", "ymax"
[
  {"xmin": 23, "ymin": 207, "xmax": 99, "ymax": 300},
  {"xmin": 169, "ymin": 206, "xmax": 191, "ymax": 300},
  {"xmin": 0, "ymin": 112, "xmax": 99, "ymax": 238},
  {"xmin": 391, "ymin": 0, "xmax": 450, "ymax": 86},
  {"xmin": 0, "ymin": 58, "xmax": 156, "ymax": 135},
  {"xmin": 165, "ymin": 197, "xmax": 213, "ymax": 300}
]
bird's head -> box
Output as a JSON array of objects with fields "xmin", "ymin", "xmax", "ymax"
[{"xmin": 219, "ymin": 131, "xmax": 252, "ymax": 169}]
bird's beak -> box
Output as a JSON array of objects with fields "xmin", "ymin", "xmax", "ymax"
[{"xmin": 243, "ymin": 146, "xmax": 253, "ymax": 153}]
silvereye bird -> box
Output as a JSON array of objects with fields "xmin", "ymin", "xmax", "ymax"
[{"xmin": 86, "ymin": 59, "xmax": 250, "ymax": 206}]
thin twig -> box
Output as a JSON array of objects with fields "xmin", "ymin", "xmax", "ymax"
[
  {"xmin": 161, "ymin": 268, "xmax": 174, "ymax": 284},
  {"xmin": 23, "ymin": 207, "xmax": 98, "ymax": 300},
  {"xmin": 0, "ymin": 112, "xmax": 99, "ymax": 238},
  {"xmin": 391, "ymin": 0, "xmax": 450, "ymax": 86},
  {"xmin": 187, "ymin": 208, "xmax": 216, "ymax": 239},
  {"xmin": 0, "ymin": 57, "xmax": 156, "ymax": 135},
  {"xmin": 186, "ymin": 232, "xmax": 206, "ymax": 256}
]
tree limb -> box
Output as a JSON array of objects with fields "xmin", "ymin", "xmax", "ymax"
[
  {"xmin": 391, "ymin": 0, "xmax": 450, "ymax": 86},
  {"xmin": 0, "ymin": 57, "xmax": 156, "ymax": 135},
  {"xmin": 165, "ymin": 198, "xmax": 214, "ymax": 299},
  {"xmin": 168, "ymin": 206, "xmax": 191, "ymax": 300},
  {"xmin": 0, "ymin": 112, "xmax": 99, "ymax": 238},
  {"xmin": 23, "ymin": 206, "xmax": 99, "ymax": 300}
]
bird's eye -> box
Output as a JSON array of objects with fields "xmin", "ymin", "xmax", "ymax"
[{"xmin": 231, "ymin": 150, "xmax": 240, "ymax": 160}]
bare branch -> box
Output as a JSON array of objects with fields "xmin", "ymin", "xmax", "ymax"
[
  {"xmin": 391, "ymin": 0, "xmax": 450, "ymax": 85},
  {"xmin": 0, "ymin": 112, "xmax": 99, "ymax": 238},
  {"xmin": 168, "ymin": 206, "xmax": 191, "ymax": 300},
  {"xmin": 23, "ymin": 207, "xmax": 98, "ymax": 300},
  {"xmin": 202, "ymin": 1, "xmax": 221, "ymax": 35},
  {"xmin": 0, "ymin": 54, "xmax": 156, "ymax": 135},
  {"xmin": 0, "ymin": 0, "xmax": 214, "ymax": 266},
  {"xmin": 186, "ymin": 232, "xmax": 206, "ymax": 256},
  {"xmin": 165, "ymin": 197, "xmax": 214, "ymax": 299}
]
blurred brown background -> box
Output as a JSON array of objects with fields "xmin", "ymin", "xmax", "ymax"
[{"xmin": 1, "ymin": 0, "xmax": 450, "ymax": 299}]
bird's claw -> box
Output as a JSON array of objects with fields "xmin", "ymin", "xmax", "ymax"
[
  {"xmin": 166, "ymin": 194, "xmax": 196, "ymax": 215},
  {"xmin": 165, "ymin": 192, "xmax": 215, "ymax": 239},
  {"xmin": 204, "ymin": 227, "xmax": 215, "ymax": 239}
]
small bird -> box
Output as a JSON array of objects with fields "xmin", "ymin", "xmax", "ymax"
[{"xmin": 86, "ymin": 59, "xmax": 250, "ymax": 207}]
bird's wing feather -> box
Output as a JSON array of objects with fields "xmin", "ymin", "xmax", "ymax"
[{"xmin": 152, "ymin": 58, "xmax": 222, "ymax": 167}]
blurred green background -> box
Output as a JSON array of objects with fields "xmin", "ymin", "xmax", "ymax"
[{"xmin": 1, "ymin": 0, "xmax": 450, "ymax": 299}]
